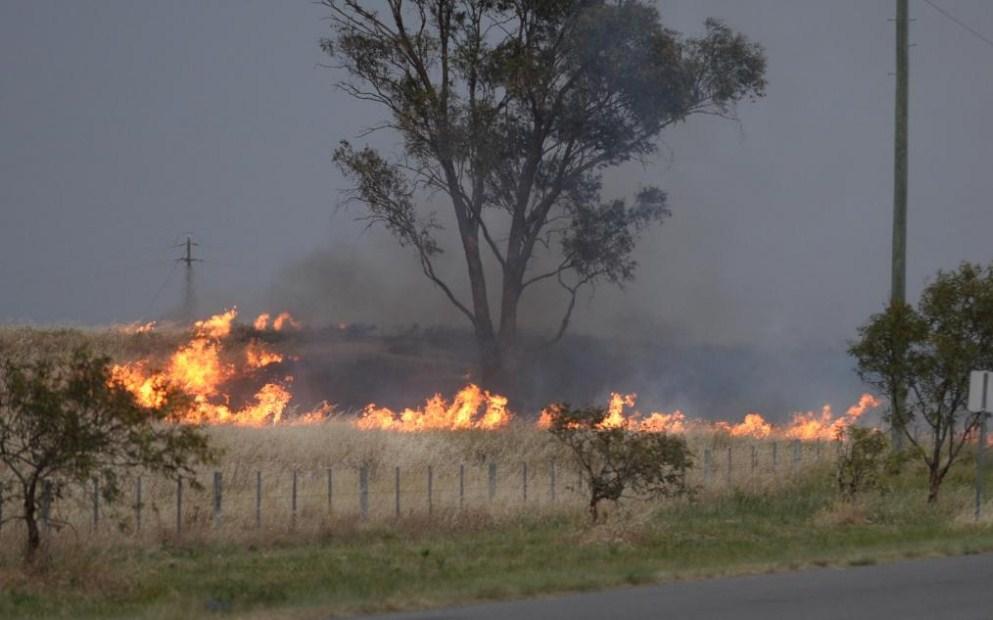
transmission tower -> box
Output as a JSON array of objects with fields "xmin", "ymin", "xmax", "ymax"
[{"xmin": 175, "ymin": 235, "xmax": 202, "ymax": 323}]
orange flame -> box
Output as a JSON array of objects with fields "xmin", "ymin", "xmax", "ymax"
[
  {"xmin": 638, "ymin": 410, "xmax": 688, "ymax": 433},
  {"xmin": 253, "ymin": 311, "xmax": 301, "ymax": 332},
  {"xmin": 245, "ymin": 341, "xmax": 284, "ymax": 369},
  {"xmin": 193, "ymin": 308, "xmax": 236, "ymax": 339},
  {"xmin": 273, "ymin": 312, "xmax": 301, "ymax": 331},
  {"xmin": 782, "ymin": 393, "xmax": 882, "ymax": 441},
  {"xmin": 536, "ymin": 393, "xmax": 686, "ymax": 433},
  {"xmin": 356, "ymin": 384, "xmax": 512, "ymax": 431},
  {"xmin": 536, "ymin": 392, "xmax": 881, "ymax": 440},
  {"xmin": 109, "ymin": 312, "xmax": 880, "ymax": 437},
  {"xmin": 599, "ymin": 392, "xmax": 637, "ymax": 429},
  {"xmin": 253, "ymin": 313, "xmax": 271, "ymax": 331},
  {"xmin": 111, "ymin": 309, "xmax": 322, "ymax": 426},
  {"xmin": 114, "ymin": 320, "xmax": 157, "ymax": 334},
  {"xmin": 289, "ymin": 401, "xmax": 336, "ymax": 425},
  {"xmin": 715, "ymin": 412, "xmax": 774, "ymax": 439}
]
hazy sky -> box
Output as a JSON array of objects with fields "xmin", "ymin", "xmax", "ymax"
[{"xmin": 3, "ymin": 0, "xmax": 993, "ymax": 351}]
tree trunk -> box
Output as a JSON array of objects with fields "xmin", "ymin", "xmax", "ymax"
[
  {"xmin": 477, "ymin": 329, "xmax": 502, "ymax": 386},
  {"xmin": 23, "ymin": 490, "xmax": 40, "ymax": 561},
  {"xmin": 458, "ymin": 224, "xmax": 510, "ymax": 388},
  {"xmin": 477, "ymin": 332, "xmax": 522, "ymax": 395},
  {"xmin": 927, "ymin": 469, "xmax": 942, "ymax": 504},
  {"xmin": 483, "ymin": 264, "xmax": 525, "ymax": 392},
  {"xmin": 588, "ymin": 496, "xmax": 599, "ymax": 523}
]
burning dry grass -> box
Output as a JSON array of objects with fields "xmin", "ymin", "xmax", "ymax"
[
  {"xmin": 2, "ymin": 313, "xmax": 884, "ymax": 440},
  {"xmin": 2, "ymin": 320, "xmax": 990, "ymax": 618},
  {"xmin": 0, "ymin": 317, "xmax": 887, "ymax": 553}
]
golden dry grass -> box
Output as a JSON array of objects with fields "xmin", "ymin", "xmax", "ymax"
[
  {"xmin": 0, "ymin": 325, "xmax": 833, "ymax": 552},
  {"xmin": 0, "ymin": 420, "xmax": 833, "ymax": 557}
]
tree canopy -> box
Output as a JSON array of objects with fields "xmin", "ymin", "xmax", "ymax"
[
  {"xmin": 0, "ymin": 348, "xmax": 214, "ymax": 558},
  {"xmin": 322, "ymin": 0, "xmax": 766, "ymax": 381},
  {"xmin": 850, "ymin": 262, "xmax": 993, "ymax": 502}
]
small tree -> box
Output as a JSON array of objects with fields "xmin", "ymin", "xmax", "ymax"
[
  {"xmin": 0, "ymin": 348, "xmax": 214, "ymax": 559},
  {"xmin": 850, "ymin": 262, "xmax": 993, "ymax": 503},
  {"xmin": 545, "ymin": 403, "xmax": 691, "ymax": 521},
  {"xmin": 835, "ymin": 426, "xmax": 887, "ymax": 502}
]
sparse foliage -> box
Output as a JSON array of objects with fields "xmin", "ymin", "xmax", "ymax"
[
  {"xmin": 835, "ymin": 426, "xmax": 887, "ymax": 502},
  {"xmin": 544, "ymin": 403, "xmax": 691, "ymax": 521},
  {"xmin": 850, "ymin": 262, "xmax": 993, "ymax": 503},
  {"xmin": 322, "ymin": 0, "xmax": 766, "ymax": 382},
  {"xmin": 0, "ymin": 348, "xmax": 215, "ymax": 559}
]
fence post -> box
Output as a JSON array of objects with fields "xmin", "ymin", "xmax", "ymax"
[
  {"xmin": 488, "ymin": 462, "xmax": 496, "ymax": 502},
  {"xmin": 459, "ymin": 464, "xmax": 465, "ymax": 511},
  {"xmin": 750, "ymin": 445, "xmax": 757, "ymax": 475},
  {"xmin": 427, "ymin": 466, "xmax": 433, "ymax": 517},
  {"xmin": 793, "ymin": 440, "xmax": 801, "ymax": 473},
  {"xmin": 816, "ymin": 441, "xmax": 823, "ymax": 462},
  {"xmin": 522, "ymin": 462, "xmax": 528, "ymax": 503},
  {"xmin": 550, "ymin": 459, "xmax": 556, "ymax": 503},
  {"xmin": 703, "ymin": 449, "xmax": 712, "ymax": 485},
  {"xmin": 175, "ymin": 478, "xmax": 182, "ymax": 534},
  {"xmin": 328, "ymin": 467, "xmax": 334, "ymax": 516},
  {"xmin": 135, "ymin": 477, "xmax": 142, "ymax": 534},
  {"xmin": 291, "ymin": 470, "xmax": 299, "ymax": 530},
  {"xmin": 395, "ymin": 466, "xmax": 401, "ymax": 518},
  {"xmin": 726, "ymin": 447, "xmax": 732, "ymax": 487},
  {"xmin": 212, "ymin": 471, "xmax": 222, "ymax": 529},
  {"xmin": 92, "ymin": 478, "xmax": 99, "ymax": 532},
  {"xmin": 255, "ymin": 471, "xmax": 262, "ymax": 529},
  {"xmin": 41, "ymin": 481, "xmax": 52, "ymax": 532},
  {"xmin": 359, "ymin": 465, "xmax": 369, "ymax": 520},
  {"xmin": 772, "ymin": 442, "xmax": 778, "ymax": 472}
]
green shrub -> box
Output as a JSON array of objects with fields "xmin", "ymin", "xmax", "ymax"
[
  {"xmin": 544, "ymin": 403, "xmax": 692, "ymax": 521},
  {"xmin": 836, "ymin": 427, "xmax": 888, "ymax": 502}
]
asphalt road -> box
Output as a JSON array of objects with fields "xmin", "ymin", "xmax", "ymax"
[{"xmin": 358, "ymin": 553, "xmax": 993, "ymax": 619}]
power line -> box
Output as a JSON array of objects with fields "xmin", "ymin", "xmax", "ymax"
[
  {"xmin": 144, "ymin": 261, "xmax": 179, "ymax": 318},
  {"xmin": 921, "ymin": 0, "xmax": 993, "ymax": 50}
]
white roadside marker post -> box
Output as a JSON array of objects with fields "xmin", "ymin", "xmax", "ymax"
[{"xmin": 968, "ymin": 370, "xmax": 992, "ymax": 521}]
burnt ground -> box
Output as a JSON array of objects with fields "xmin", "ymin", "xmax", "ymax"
[{"xmin": 259, "ymin": 325, "xmax": 865, "ymax": 423}]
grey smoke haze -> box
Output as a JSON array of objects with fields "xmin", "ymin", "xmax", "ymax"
[{"xmin": 2, "ymin": 2, "xmax": 993, "ymax": 402}]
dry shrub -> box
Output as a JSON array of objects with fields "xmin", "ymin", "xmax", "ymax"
[
  {"xmin": 572, "ymin": 504, "xmax": 659, "ymax": 547},
  {"xmin": 0, "ymin": 540, "xmax": 142, "ymax": 600},
  {"xmin": 813, "ymin": 500, "xmax": 870, "ymax": 527}
]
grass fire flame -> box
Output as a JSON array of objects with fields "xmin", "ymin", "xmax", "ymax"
[
  {"xmin": 111, "ymin": 310, "xmax": 882, "ymax": 439},
  {"xmin": 110, "ymin": 309, "xmax": 319, "ymax": 426}
]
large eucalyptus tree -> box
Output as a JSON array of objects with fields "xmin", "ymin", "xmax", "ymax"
[{"xmin": 322, "ymin": 0, "xmax": 766, "ymax": 382}]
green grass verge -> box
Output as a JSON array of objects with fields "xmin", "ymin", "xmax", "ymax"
[{"xmin": 3, "ymin": 468, "xmax": 993, "ymax": 619}]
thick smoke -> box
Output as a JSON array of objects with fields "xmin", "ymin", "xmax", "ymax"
[{"xmin": 3, "ymin": 1, "xmax": 993, "ymax": 425}]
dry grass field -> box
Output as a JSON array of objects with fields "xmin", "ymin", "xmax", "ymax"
[
  {"xmin": 0, "ymin": 322, "xmax": 900, "ymax": 552},
  {"xmin": 3, "ymin": 436, "xmax": 993, "ymax": 619},
  {"xmin": 0, "ymin": 419, "xmax": 833, "ymax": 552},
  {"xmin": 3, "ymin": 324, "xmax": 993, "ymax": 619}
]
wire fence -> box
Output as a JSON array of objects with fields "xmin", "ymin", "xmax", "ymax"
[{"xmin": 0, "ymin": 440, "xmax": 833, "ymax": 547}]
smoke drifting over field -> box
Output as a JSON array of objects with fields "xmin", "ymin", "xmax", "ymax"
[{"xmin": 3, "ymin": 1, "xmax": 993, "ymax": 419}]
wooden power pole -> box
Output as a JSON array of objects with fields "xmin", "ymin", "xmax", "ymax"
[
  {"xmin": 891, "ymin": 0, "xmax": 909, "ymax": 448},
  {"xmin": 892, "ymin": 0, "xmax": 909, "ymax": 306}
]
